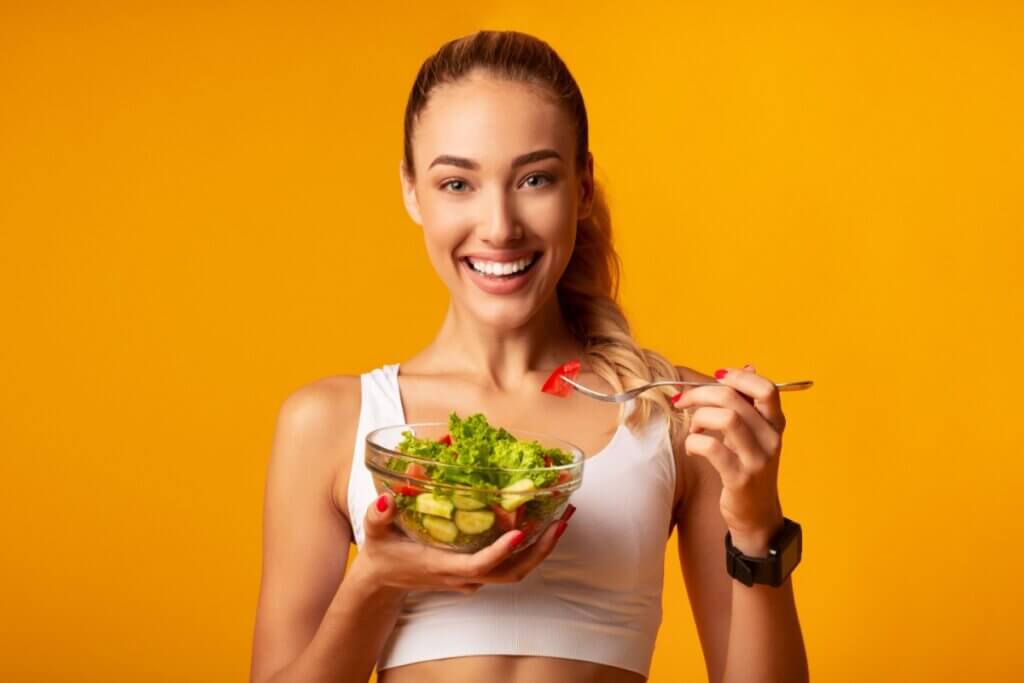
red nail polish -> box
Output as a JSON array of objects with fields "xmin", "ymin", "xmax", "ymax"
[
  {"xmin": 714, "ymin": 369, "xmax": 728, "ymax": 380},
  {"xmin": 562, "ymin": 504, "xmax": 577, "ymax": 522},
  {"xmin": 554, "ymin": 521, "xmax": 569, "ymax": 539},
  {"xmin": 509, "ymin": 530, "xmax": 526, "ymax": 548},
  {"xmin": 376, "ymin": 495, "xmax": 388, "ymax": 512},
  {"xmin": 671, "ymin": 392, "xmax": 683, "ymax": 404}
]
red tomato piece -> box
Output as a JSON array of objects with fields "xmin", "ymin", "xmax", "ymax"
[
  {"xmin": 540, "ymin": 359, "xmax": 582, "ymax": 398},
  {"xmin": 406, "ymin": 463, "xmax": 428, "ymax": 480},
  {"xmin": 543, "ymin": 455, "xmax": 553, "ymax": 467},
  {"xmin": 492, "ymin": 505, "xmax": 524, "ymax": 532},
  {"xmin": 438, "ymin": 434, "xmax": 452, "ymax": 446},
  {"xmin": 551, "ymin": 470, "xmax": 572, "ymax": 497},
  {"xmin": 395, "ymin": 484, "xmax": 424, "ymax": 497}
]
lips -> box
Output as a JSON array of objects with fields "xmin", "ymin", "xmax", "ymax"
[{"xmin": 462, "ymin": 251, "xmax": 541, "ymax": 278}]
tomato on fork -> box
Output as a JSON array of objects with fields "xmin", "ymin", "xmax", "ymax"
[{"xmin": 540, "ymin": 359, "xmax": 581, "ymax": 398}]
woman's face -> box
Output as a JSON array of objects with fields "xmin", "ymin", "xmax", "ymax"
[{"xmin": 401, "ymin": 72, "xmax": 593, "ymax": 331}]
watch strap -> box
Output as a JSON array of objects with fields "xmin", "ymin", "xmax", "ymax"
[{"xmin": 725, "ymin": 518, "xmax": 802, "ymax": 587}]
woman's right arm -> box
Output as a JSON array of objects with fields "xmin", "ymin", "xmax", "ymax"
[
  {"xmin": 250, "ymin": 378, "xmax": 402, "ymax": 683},
  {"xmin": 250, "ymin": 378, "xmax": 575, "ymax": 682}
]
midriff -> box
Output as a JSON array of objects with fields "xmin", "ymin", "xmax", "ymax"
[{"xmin": 378, "ymin": 654, "xmax": 647, "ymax": 683}]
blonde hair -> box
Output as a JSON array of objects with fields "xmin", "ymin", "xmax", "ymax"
[{"xmin": 402, "ymin": 30, "xmax": 687, "ymax": 436}]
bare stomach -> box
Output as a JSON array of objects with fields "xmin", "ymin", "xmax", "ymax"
[{"xmin": 377, "ymin": 655, "xmax": 647, "ymax": 683}]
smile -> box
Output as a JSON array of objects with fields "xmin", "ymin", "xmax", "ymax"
[{"xmin": 462, "ymin": 252, "xmax": 541, "ymax": 279}]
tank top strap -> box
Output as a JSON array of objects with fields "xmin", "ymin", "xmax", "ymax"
[
  {"xmin": 347, "ymin": 363, "xmax": 404, "ymax": 547},
  {"xmin": 365, "ymin": 363, "xmax": 405, "ymax": 424}
]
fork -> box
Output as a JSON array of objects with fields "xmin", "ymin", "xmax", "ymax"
[{"xmin": 558, "ymin": 376, "xmax": 814, "ymax": 403}]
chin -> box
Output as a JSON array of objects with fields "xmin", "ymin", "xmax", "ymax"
[{"xmin": 468, "ymin": 300, "xmax": 541, "ymax": 331}]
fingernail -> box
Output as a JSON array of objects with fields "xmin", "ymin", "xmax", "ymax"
[
  {"xmin": 561, "ymin": 504, "xmax": 577, "ymax": 522},
  {"xmin": 376, "ymin": 495, "xmax": 388, "ymax": 512},
  {"xmin": 671, "ymin": 392, "xmax": 683, "ymax": 404},
  {"xmin": 509, "ymin": 531, "xmax": 526, "ymax": 548},
  {"xmin": 714, "ymin": 368, "xmax": 728, "ymax": 380},
  {"xmin": 554, "ymin": 521, "xmax": 569, "ymax": 539}
]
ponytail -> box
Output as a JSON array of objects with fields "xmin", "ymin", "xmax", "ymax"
[{"xmin": 558, "ymin": 181, "xmax": 687, "ymax": 435}]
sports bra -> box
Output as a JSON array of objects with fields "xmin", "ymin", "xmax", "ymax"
[{"xmin": 346, "ymin": 363, "xmax": 679, "ymax": 677}]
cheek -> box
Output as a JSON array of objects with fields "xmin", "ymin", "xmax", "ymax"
[
  {"xmin": 520, "ymin": 189, "xmax": 573, "ymax": 225},
  {"xmin": 419, "ymin": 201, "xmax": 472, "ymax": 251},
  {"xmin": 520, "ymin": 192, "xmax": 576, "ymax": 255}
]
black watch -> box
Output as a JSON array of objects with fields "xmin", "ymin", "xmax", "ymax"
[{"xmin": 725, "ymin": 518, "xmax": 802, "ymax": 587}]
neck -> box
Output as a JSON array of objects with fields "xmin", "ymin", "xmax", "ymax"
[{"xmin": 423, "ymin": 294, "xmax": 585, "ymax": 392}]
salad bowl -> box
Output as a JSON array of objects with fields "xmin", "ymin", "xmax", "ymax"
[{"xmin": 365, "ymin": 414, "xmax": 584, "ymax": 553}]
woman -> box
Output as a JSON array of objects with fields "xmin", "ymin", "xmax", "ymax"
[{"xmin": 250, "ymin": 30, "xmax": 808, "ymax": 683}]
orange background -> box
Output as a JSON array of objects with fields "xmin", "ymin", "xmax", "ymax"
[{"xmin": 2, "ymin": 2, "xmax": 1022, "ymax": 681}]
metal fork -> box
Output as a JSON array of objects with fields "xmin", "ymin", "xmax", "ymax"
[{"xmin": 558, "ymin": 376, "xmax": 814, "ymax": 403}]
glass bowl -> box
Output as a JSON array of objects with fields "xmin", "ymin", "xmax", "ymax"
[{"xmin": 365, "ymin": 422, "xmax": 584, "ymax": 553}]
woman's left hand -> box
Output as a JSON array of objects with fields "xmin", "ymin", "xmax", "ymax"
[{"xmin": 673, "ymin": 364, "xmax": 787, "ymax": 554}]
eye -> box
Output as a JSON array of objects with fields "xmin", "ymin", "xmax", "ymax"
[
  {"xmin": 521, "ymin": 173, "xmax": 553, "ymax": 188},
  {"xmin": 440, "ymin": 179, "xmax": 471, "ymax": 193}
]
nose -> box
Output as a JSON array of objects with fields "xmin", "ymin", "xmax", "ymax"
[{"xmin": 479, "ymin": 187, "xmax": 523, "ymax": 245}]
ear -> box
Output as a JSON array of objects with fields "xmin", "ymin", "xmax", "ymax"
[
  {"xmin": 399, "ymin": 160, "xmax": 423, "ymax": 225},
  {"xmin": 577, "ymin": 151, "xmax": 595, "ymax": 221}
]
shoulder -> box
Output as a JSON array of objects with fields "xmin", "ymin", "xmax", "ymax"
[
  {"xmin": 276, "ymin": 375, "xmax": 361, "ymax": 436},
  {"xmin": 271, "ymin": 375, "xmax": 362, "ymax": 520}
]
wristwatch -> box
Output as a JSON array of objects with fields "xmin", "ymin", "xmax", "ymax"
[{"xmin": 725, "ymin": 518, "xmax": 802, "ymax": 587}]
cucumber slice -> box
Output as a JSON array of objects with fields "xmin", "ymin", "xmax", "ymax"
[
  {"xmin": 452, "ymin": 494, "xmax": 487, "ymax": 510},
  {"xmin": 500, "ymin": 478, "xmax": 536, "ymax": 511},
  {"xmin": 454, "ymin": 509, "xmax": 495, "ymax": 535},
  {"xmin": 415, "ymin": 493, "xmax": 454, "ymax": 519},
  {"xmin": 422, "ymin": 515, "xmax": 458, "ymax": 543},
  {"xmin": 502, "ymin": 478, "xmax": 536, "ymax": 492}
]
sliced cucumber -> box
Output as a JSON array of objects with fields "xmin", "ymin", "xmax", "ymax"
[
  {"xmin": 500, "ymin": 478, "xmax": 536, "ymax": 511},
  {"xmin": 454, "ymin": 509, "xmax": 495, "ymax": 535},
  {"xmin": 415, "ymin": 492, "xmax": 454, "ymax": 519},
  {"xmin": 422, "ymin": 515, "xmax": 458, "ymax": 543},
  {"xmin": 452, "ymin": 493, "xmax": 487, "ymax": 510},
  {"xmin": 502, "ymin": 478, "xmax": 536, "ymax": 493}
]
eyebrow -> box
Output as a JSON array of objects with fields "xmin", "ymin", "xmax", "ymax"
[{"xmin": 427, "ymin": 148, "xmax": 562, "ymax": 171}]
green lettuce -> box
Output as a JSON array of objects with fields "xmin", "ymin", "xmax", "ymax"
[{"xmin": 389, "ymin": 412, "xmax": 574, "ymax": 490}]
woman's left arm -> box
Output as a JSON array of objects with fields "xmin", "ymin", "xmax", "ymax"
[{"xmin": 673, "ymin": 365, "xmax": 809, "ymax": 683}]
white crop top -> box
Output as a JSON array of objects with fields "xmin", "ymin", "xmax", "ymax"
[{"xmin": 346, "ymin": 364, "xmax": 679, "ymax": 678}]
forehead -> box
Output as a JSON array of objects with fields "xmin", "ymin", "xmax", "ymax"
[{"xmin": 412, "ymin": 75, "xmax": 575, "ymax": 171}]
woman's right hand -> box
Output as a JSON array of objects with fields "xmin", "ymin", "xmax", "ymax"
[{"xmin": 350, "ymin": 493, "xmax": 573, "ymax": 596}]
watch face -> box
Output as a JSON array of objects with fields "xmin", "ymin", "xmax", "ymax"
[{"xmin": 778, "ymin": 526, "xmax": 802, "ymax": 576}]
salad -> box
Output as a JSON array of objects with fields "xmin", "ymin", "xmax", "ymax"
[{"xmin": 381, "ymin": 412, "xmax": 577, "ymax": 548}]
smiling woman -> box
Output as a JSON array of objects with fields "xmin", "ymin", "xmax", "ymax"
[{"xmin": 250, "ymin": 29, "xmax": 808, "ymax": 683}]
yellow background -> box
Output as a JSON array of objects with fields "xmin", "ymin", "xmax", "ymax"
[{"xmin": 2, "ymin": 2, "xmax": 1021, "ymax": 681}]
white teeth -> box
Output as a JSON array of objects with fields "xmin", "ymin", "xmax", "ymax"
[{"xmin": 467, "ymin": 255, "xmax": 536, "ymax": 277}]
